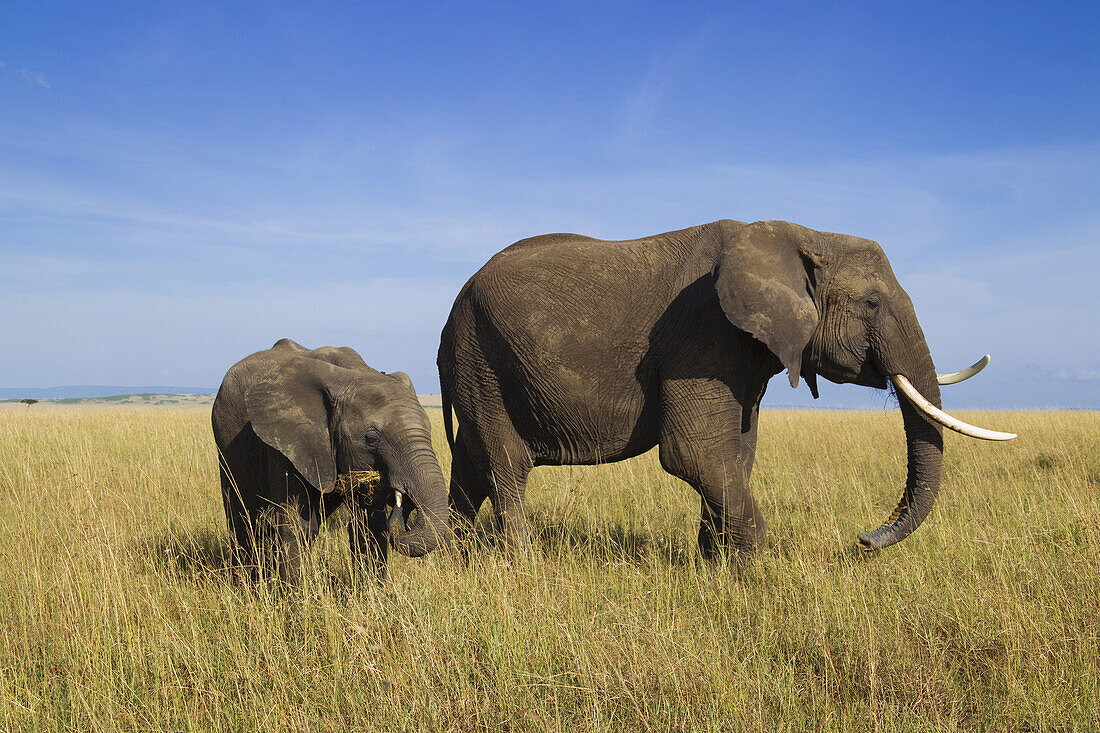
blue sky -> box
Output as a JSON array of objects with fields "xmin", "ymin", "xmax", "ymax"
[{"xmin": 2, "ymin": 1, "xmax": 1098, "ymax": 407}]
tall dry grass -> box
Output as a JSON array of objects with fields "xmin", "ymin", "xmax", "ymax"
[{"xmin": 0, "ymin": 404, "xmax": 1096, "ymax": 731}]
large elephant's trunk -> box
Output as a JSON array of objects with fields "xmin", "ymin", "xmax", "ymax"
[
  {"xmin": 858, "ymin": 334, "xmax": 945, "ymax": 550},
  {"xmin": 856, "ymin": 315, "xmax": 1016, "ymax": 548},
  {"xmin": 385, "ymin": 439, "xmax": 451, "ymax": 558}
]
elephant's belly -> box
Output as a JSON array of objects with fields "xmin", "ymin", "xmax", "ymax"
[
  {"xmin": 479, "ymin": 287, "xmax": 663, "ymax": 465},
  {"xmin": 510, "ymin": 376, "xmax": 657, "ymax": 466}
]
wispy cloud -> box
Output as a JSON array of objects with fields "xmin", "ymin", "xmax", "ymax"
[
  {"xmin": 17, "ymin": 68, "xmax": 50, "ymax": 89},
  {"xmin": 2, "ymin": 110, "xmax": 1097, "ymax": 402},
  {"xmin": 4, "ymin": 138, "xmax": 1098, "ymax": 274},
  {"xmin": 1054, "ymin": 368, "xmax": 1100, "ymax": 383},
  {"xmin": 623, "ymin": 43, "xmax": 698, "ymax": 139},
  {"xmin": 1, "ymin": 61, "xmax": 51, "ymax": 89},
  {"xmin": 621, "ymin": 20, "xmax": 722, "ymax": 141}
]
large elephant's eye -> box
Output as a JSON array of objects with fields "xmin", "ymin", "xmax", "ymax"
[
  {"xmin": 864, "ymin": 296, "xmax": 881, "ymax": 313},
  {"xmin": 364, "ymin": 426, "xmax": 382, "ymax": 447}
]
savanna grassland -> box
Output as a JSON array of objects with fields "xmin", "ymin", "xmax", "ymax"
[{"xmin": 0, "ymin": 404, "xmax": 1096, "ymax": 731}]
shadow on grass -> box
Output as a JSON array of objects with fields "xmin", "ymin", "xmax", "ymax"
[
  {"xmin": 141, "ymin": 508, "xmax": 756, "ymax": 586},
  {"xmin": 533, "ymin": 512, "xmax": 700, "ymax": 567},
  {"xmin": 137, "ymin": 525, "xmax": 237, "ymax": 581},
  {"xmin": 826, "ymin": 543, "xmax": 880, "ymax": 565},
  {"xmin": 452, "ymin": 508, "xmax": 702, "ymax": 568},
  {"xmin": 136, "ymin": 524, "xmax": 391, "ymax": 598}
]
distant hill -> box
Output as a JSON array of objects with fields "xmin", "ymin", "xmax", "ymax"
[
  {"xmin": 0, "ymin": 386, "xmax": 216, "ymax": 400},
  {"xmin": 1, "ymin": 392, "xmax": 445, "ymax": 409},
  {"xmin": 0, "ymin": 393, "xmax": 216, "ymax": 407}
]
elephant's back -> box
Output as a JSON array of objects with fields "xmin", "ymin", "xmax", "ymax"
[
  {"xmin": 308, "ymin": 345, "xmax": 370, "ymax": 372},
  {"xmin": 445, "ymin": 222, "xmax": 736, "ymax": 371},
  {"xmin": 473, "ymin": 222, "xmax": 728, "ymax": 290},
  {"xmin": 460, "ymin": 225, "xmax": 721, "ymax": 332}
]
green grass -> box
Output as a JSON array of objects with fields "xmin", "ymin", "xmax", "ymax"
[{"xmin": 0, "ymin": 405, "xmax": 1096, "ymax": 731}]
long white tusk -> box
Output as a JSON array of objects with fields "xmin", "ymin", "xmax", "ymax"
[
  {"xmin": 937, "ymin": 354, "xmax": 991, "ymax": 385},
  {"xmin": 892, "ymin": 374, "xmax": 1016, "ymax": 441},
  {"xmin": 394, "ymin": 491, "xmax": 403, "ymax": 508}
]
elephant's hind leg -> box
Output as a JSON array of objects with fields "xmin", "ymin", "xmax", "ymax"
[
  {"xmin": 465, "ymin": 421, "xmax": 534, "ymax": 553},
  {"xmin": 448, "ymin": 430, "xmax": 492, "ymax": 552},
  {"xmin": 221, "ymin": 465, "xmax": 259, "ymax": 581},
  {"xmin": 449, "ymin": 429, "xmax": 491, "ymax": 526},
  {"xmin": 489, "ymin": 455, "xmax": 534, "ymax": 553}
]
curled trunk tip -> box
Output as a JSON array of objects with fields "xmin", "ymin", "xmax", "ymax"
[{"xmin": 385, "ymin": 456, "xmax": 451, "ymax": 558}]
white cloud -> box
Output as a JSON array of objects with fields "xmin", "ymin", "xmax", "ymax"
[
  {"xmin": 623, "ymin": 38, "xmax": 702, "ymax": 140},
  {"xmin": 1054, "ymin": 369, "xmax": 1100, "ymax": 383},
  {"xmin": 15, "ymin": 66, "xmax": 50, "ymax": 89},
  {"xmin": 0, "ymin": 61, "xmax": 50, "ymax": 89},
  {"xmin": 2, "ymin": 121, "xmax": 1097, "ymax": 404}
]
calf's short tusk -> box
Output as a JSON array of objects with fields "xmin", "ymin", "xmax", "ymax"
[
  {"xmin": 891, "ymin": 374, "xmax": 1017, "ymax": 441},
  {"xmin": 387, "ymin": 491, "xmax": 406, "ymax": 535},
  {"xmin": 937, "ymin": 354, "xmax": 991, "ymax": 385}
]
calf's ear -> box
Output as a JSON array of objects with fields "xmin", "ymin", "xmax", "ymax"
[
  {"xmin": 245, "ymin": 357, "xmax": 347, "ymax": 493},
  {"xmin": 715, "ymin": 221, "xmax": 821, "ymax": 388}
]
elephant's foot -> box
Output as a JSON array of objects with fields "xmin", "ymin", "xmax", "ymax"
[
  {"xmin": 498, "ymin": 517, "xmax": 533, "ymax": 558},
  {"xmin": 698, "ymin": 517, "xmax": 766, "ymax": 561}
]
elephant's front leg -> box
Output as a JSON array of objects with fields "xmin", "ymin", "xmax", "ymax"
[
  {"xmin": 658, "ymin": 381, "xmax": 766, "ymax": 558},
  {"xmin": 222, "ymin": 475, "xmax": 259, "ymax": 582},
  {"xmin": 348, "ymin": 492, "xmax": 390, "ymax": 581},
  {"xmin": 271, "ymin": 498, "xmax": 320, "ymax": 585},
  {"xmin": 460, "ymin": 417, "xmax": 534, "ymax": 554},
  {"xmin": 696, "ymin": 474, "xmax": 765, "ymax": 558},
  {"xmin": 698, "ymin": 388, "xmax": 766, "ymax": 557}
]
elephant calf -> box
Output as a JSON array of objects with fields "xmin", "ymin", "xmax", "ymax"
[{"xmin": 212, "ymin": 338, "xmax": 449, "ymax": 583}]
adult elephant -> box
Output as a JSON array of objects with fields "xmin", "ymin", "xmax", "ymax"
[
  {"xmin": 213, "ymin": 338, "xmax": 449, "ymax": 582},
  {"xmin": 437, "ymin": 220, "xmax": 1015, "ymax": 556}
]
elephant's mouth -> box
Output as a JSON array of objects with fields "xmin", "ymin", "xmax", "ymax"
[
  {"xmin": 858, "ymin": 360, "xmax": 890, "ymax": 390},
  {"xmin": 814, "ymin": 358, "xmax": 888, "ymax": 389}
]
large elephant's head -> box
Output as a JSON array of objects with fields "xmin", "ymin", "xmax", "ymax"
[
  {"xmin": 244, "ymin": 356, "xmax": 449, "ymax": 557},
  {"xmin": 715, "ymin": 220, "xmax": 1014, "ymax": 550}
]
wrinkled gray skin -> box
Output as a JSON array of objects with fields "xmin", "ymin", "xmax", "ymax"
[
  {"xmin": 438, "ymin": 220, "xmax": 944, "ymax": 556},
  {"xmin": 212, "ymin": 339, "xmax": 449, "ymax": 583}
]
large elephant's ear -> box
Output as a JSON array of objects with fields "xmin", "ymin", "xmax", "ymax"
[
  {"xmin": 245, "ymin": 357, "xmax": 345, "ymax": 493},
  {"xmin": 715, "ymin": 221, "xmax": 820, "ymax": 388}
]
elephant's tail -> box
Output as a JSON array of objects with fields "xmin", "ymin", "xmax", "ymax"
[{"xmin": 441, "ymin": 383, "xmax": 456, "ymax": 452}]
